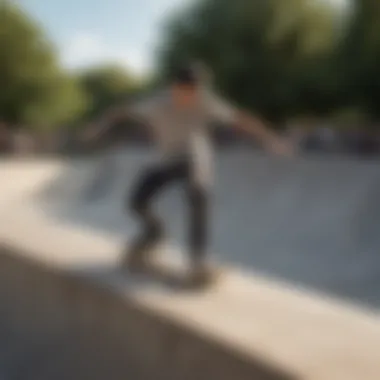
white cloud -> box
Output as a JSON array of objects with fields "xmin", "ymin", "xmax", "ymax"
[
  {"xmin": 59, "ymin": 1, "xmax": 196, "ymax": 75},
  {"xmin": 61, "ymin": 32, "xmax": 150, "ymax": 75}
]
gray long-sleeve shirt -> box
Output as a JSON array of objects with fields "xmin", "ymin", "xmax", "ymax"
[{"xmin": 129, "ymin": 88, "xmax": 237, "ymax": 186}]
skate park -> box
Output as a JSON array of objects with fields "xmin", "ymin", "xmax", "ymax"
[
  {"xmin": 1, "ymin": 147, "xmax": 380, "ymax": 379},
  {"xmin": 3, "ymin": 0, "xmax": 380, "ymax": 377}
]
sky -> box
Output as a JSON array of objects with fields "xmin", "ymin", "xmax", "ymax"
[
  {"xmin": 19, "ymin": 0, "xmax": 346, "ymax": 76},
  {"xmin": 20, "ymin": 0, "xmax": 193, "ymax": 75}
]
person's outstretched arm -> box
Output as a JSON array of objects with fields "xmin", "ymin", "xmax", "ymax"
[
  {"xmin": 207, "ymin": 92, "xmax": 294, "ymax": 155},
  {"xmin": 234, "ymin": 112, "xmax": 293, "ymax": 155},
  {"xmin": 81, "ymin": 104, "xmax": 145, "ymax": 142},
  {"xmin": 81, "ymin": 93, "xmax": 159, "ymax": 143}
]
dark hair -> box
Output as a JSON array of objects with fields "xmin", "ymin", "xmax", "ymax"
[{"xmin": 172, "ymin": 63, "xmax": 201, "ymax": 86}]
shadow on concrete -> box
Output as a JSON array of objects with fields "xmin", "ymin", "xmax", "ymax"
[
  {"xmin": 0, "ymin": 245, "xmax": 298, "ymax": 380},
  {"xmin": 29, "ymin": 147, "xmax": 380, "ymax": 310}
]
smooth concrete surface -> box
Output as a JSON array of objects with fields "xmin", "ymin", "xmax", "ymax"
[
  {"xmin": 4, "ymin": 148, "xmax": 380, "ymax": 308},
  {"xmin": 1, "ymin": 202, "xmax": 380, "ymax": 379},
  {"xmin": 1, "ymin": 150, "xmax": 380, "ymax": 379},
  {"xmin": 0, "ymin": 284, "xmax": 147, "ymax": 380},
  {"xmin": 0, "ymin": 214, "xmax": 289, "ymax": 380}
]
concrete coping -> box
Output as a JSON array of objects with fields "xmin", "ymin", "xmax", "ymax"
[{"xmin": 1, "ymin": 206, "xmax": 380, "ymax": 380}]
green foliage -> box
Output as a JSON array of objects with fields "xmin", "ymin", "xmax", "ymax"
[
  {"xmin": 157, "ymin": 0, "xmax": 380, "ymax": 125},
  {"xmin": 77, "ymin": 64, "xmax": 141, "ymax": 119},
  {"xmin": 0, "ymin": 1, "xmax": 88, "ymax": 129},
  {"xmin": 3, "ymin": 0, "xmax": 380, "ymax": 131},
  {"xmin": 338, "ymin": 0, "xmax": 380, "ymax": 119}
]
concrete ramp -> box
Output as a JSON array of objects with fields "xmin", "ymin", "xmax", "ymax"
[
  {"xmin": 1, "ymin": 150, "xmax": 380, "ymax": 379},
  {"xmin": 17, "ymin": 148, "xmax": 380, "ymax": 309}
]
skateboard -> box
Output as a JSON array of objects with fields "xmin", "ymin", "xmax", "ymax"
[{"xmin": 120, "ymin": 243, "xmax": 222, "ymax": 290}]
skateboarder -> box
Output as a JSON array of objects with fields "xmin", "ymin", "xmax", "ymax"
[{"xmin": 83, "ymin": 62, "xmax": 293, "ymax": 283}]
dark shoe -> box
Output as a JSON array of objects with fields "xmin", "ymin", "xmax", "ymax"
[
  {"xmin": 122, "ymin": 228, "xmax": 164, "ymax": 272},
  {"xmin": 188, "ymin": 260, "xmax": 221, "ymax": 288}
]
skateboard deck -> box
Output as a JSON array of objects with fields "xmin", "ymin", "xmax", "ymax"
[{"xmin": 120, "ymin": 243, "xmax": 223, "ymax": 290}]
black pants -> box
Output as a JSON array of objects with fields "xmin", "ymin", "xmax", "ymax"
[{"xmin": 128, "ymin": 158, "xmax": 208, "ymax": 261}]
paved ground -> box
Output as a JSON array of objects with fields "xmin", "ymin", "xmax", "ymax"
[
  {"xmin": 2, "ymin": 147, "xmax": 380, "ymax": 310},
  {"xmin": 1, "ymin": 148, "xmax": 380, "ymax": 379}
]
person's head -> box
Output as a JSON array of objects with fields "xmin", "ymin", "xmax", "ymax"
[{"xmin": 170, "ymin": 63, "xmax": 204, "ymax": 107}]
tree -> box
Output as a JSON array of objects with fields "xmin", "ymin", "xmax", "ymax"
[
  {"xmin": 338, "ymin": 0, "xmax": 380, "ymax": 121},
  {"xmin": 77, "ymin": 64, "xmax": 141, "ymax": 120},
  {"xmin": 157, "ymin": 0, "xmax": 341, "ymax": 124},
  {"xmin": 0, "ymin": 1, "xmax": 88, "ymax": 130}
]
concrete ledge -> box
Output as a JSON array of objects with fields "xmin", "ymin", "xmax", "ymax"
[
  {"xmin": 0, "ymin": 245, "xmax": 290, "ymax": 380},
  {"xmin": 1, "ymin": 211, "xmax": 380, "ymax": 379}
]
